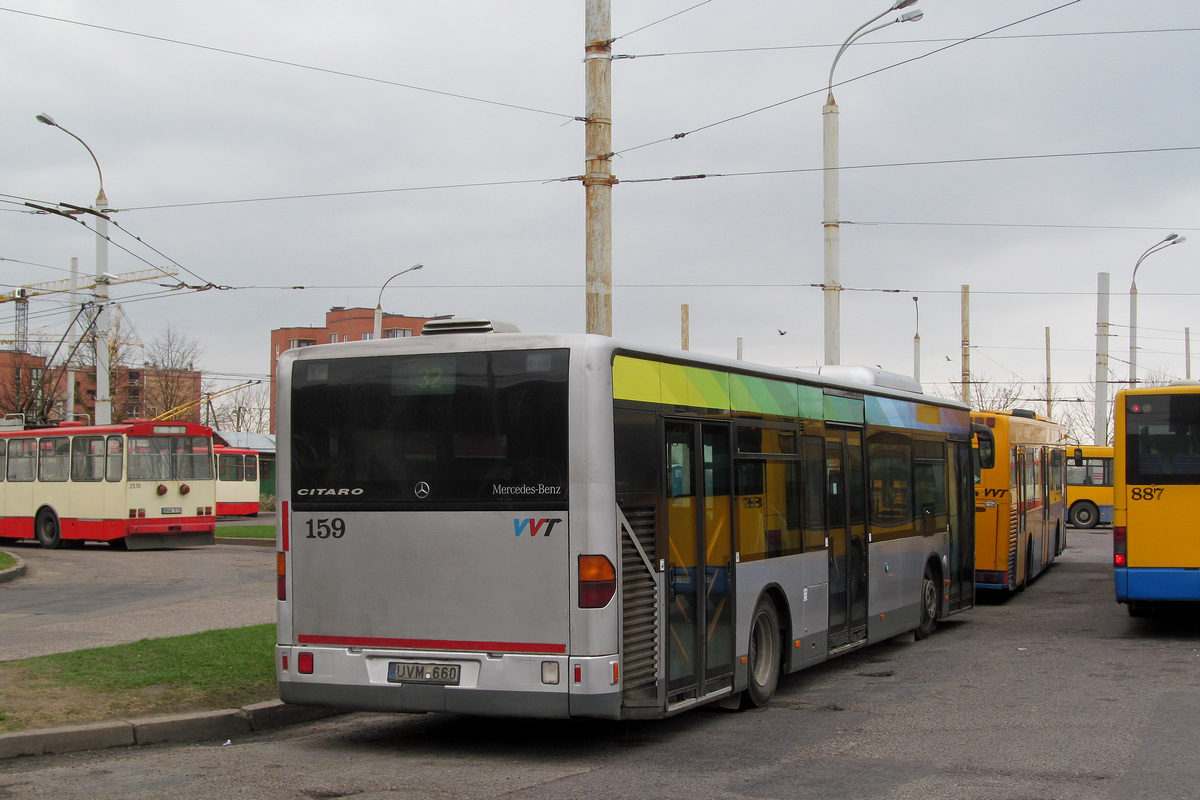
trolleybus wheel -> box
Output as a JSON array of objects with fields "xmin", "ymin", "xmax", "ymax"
[
  {"xmin": 1069, "ymin": 501, "xmax": 1098, "ymax": 529},
  {"xmin": 34, "ymin": 509, "xmax": 63, "ymax": 550},
  {"xmin": 742, "ymin": 596, "xmax": 781, "ymax": 708},
  {"xmin": 916, "ymin": 563, "xmax": 939, "ymax": 640}
]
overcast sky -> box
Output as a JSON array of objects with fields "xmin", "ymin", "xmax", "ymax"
[{"xmin": 2, "ymin": 1, "xmax": 1198, "ymax": 426}]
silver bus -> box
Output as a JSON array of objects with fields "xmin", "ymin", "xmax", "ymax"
[{"xmin": 276, "ymin": 330, "xmax": 977, "ymax": 719}]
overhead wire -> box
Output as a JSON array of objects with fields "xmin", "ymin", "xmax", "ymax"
[
  {"xmin": 0, "ymin": 6, "xmax": 581, "ymax": 122},
  {"xmin": 612, "ymin": 0, "xmax": 1085, "ymax": 156}
]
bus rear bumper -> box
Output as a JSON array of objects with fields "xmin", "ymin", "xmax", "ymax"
[
  {"xmin": 276, "ymin": 646, "xmax": 623, "ymax": 720},
  {"xmin": 1115, "ymin": 567, "xmax": 1200, "ymax": 603}
]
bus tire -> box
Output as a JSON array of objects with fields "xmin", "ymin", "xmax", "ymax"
[
  {"xmin": 35, "ymin": 509, "xmax": 63, "ymax": 550},
  {"xmin": 1069, "ymin": 501, "xmax": 1098, "ymax": 529},
  {"xmin": 741, "ymin": 596, "xmax": 781, "ymax": 708},
  {"xmin": 916, "ymin": 562, "xmax": 939, "ymax": 640}
]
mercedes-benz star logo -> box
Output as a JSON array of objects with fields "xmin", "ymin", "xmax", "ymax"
[{"xmin": 414, "ymin": 482, "xmax": 431, "ymax": 499}]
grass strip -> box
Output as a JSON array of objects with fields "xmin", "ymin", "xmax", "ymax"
[
  {"xmin": 0, "ymin": 624, "xmax": 277, "ymax": 732},
  {"xmin": 216, "ymin": 524, "xmax": 275, "ymax": 539},
  {"xmin": 0, "ymin": 551, "xmax": 14, "ymax": 571}
]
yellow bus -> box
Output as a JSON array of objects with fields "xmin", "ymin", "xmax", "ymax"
[
  {"xmin": 972, "ymin": 409, "xmax": 1067, "ymax": 591},
  {"xmin": 1114, "ymin": 384, "xmax": 1200, "ymax": 615},
  {"xmin": 1065, "ymin": 445, "xmax": 1113, "ymax": 529}
]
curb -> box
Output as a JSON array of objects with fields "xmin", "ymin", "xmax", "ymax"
[
  {"xmin": 0, "ymin": 701, "xmax": 343, "ymax": 759},
  {"xmin": 0, "ymin": 551, "xmax": 25, "ymax": 585}
]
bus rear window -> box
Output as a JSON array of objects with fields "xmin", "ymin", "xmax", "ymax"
[
  {"xmin": 1126, "ymin": 393, "xmax": 1200, "ymax": 484},
  {"xmin": 290, "ymin": 349, "xmax": 569, "ymax": 508}
]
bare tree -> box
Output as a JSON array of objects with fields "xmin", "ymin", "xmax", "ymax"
[
  {"xmin": 207, "ymin": 381, "xmax": 271, "ymax": 433},
  {"xmin": 143, "ymin": 325, "xmax": 205, "ymax": 421},
  {"xmin": 927, "ymin": 373, "xmax": 1029, "ymax": 413}
]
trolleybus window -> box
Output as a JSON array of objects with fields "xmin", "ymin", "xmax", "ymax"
[
  {"xmin": 1126, "ymin": 393, "xmax": 1200, "ymax": 483},
  {"xmin": 128, "ymin": 436, "xmax": 215, "ymax": 481},
  {"xmin": 291, "ymin": 350, "xmax": 569, "ymax": 507}
]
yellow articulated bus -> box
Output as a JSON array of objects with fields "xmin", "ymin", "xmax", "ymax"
[
  {"xmin": 1065, "ymin": 445, "xmax": 1114, "ymax": 529},
  {"xmin": 972, "ymin": 409, "xmax": 1067, "ymax": 591},
  {"xmin": 1114, "ymin": 384, "xmax": 1200, "ymax": 616}
]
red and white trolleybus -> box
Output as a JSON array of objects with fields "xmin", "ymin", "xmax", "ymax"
[
  {"xmin": 215, "ymin": 445, "xmax": 261, "ymax": 517},
  {"xmin": 0, "ymin": 419, "xmax": 217, "ymax": 550}
]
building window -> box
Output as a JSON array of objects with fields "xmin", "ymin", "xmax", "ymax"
[
  {"xmin": 329, "ymin": 334, "xmax": 337, "ymax": 343},
  {"xmin": 383, "ymin": 329, "xmax": 413, "ymax": 338},
  {"xmin": 361, "ymin": 333, "xmax": 374, "ymax": 341},
  {"xmin": 288, "ymin": 338, "xmax": 317, "ymax": 350}
]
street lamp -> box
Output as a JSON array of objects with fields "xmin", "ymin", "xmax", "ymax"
[
  {"xmin": 912, "ymin": 295, "xmax": 921, "ymax": 383},
  {"xmin": 374, "ymin": 264, "xmax": 424, "ymax": 339},
  {"xmin": 822, "ymin": 1, "xmax": 923, "ymax": 366},
  {"xmin": 1129, "ymin": 233, "xmax": 1186, "ymax": 386},
  {"xmin": 37, "ymin": 113, "xmax": 113, "ymax": 424}
]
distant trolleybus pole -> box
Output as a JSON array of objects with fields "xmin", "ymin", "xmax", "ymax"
[
  {"xmin": 823, "ymin": 1, "xmax": 922, "ymax": 365},
  {"xmin": 36, "ymin": 113, "xmax": 113, "ymax": 424}
]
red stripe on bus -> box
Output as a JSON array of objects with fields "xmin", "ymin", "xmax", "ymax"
[
  {"xmin": 281, "ymin": 501, "xmax": 289, "ymax": 551},
  {"xmin": 296, "ymin": 634, "xmax": 567, "ymax": 655}
]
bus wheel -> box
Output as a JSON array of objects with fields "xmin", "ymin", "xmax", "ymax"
[
  {"xmin": 35, "ymin": 509, "xmax": 63, "ymax": 550},
  {"xmin": 741, "ymin": 596, "xmax": 781, "ymax": 708},
  {"xmin": 916, "ymin": 564, "xmax": 939, "ymax": 640},
  {"xmin": 1069, "ymin": 502, "xmax": 1098, "ymax": 529}
]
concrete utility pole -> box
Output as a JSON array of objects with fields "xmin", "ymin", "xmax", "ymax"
[
  {"xmin": 961, "ymin": 285, "xmax": 971, "ymax": 407},
  {"xmin": 584, "ymin": 0, "xmax": 614, "ymax": 336},
  {"xmin": 1095, "ymin": 272, "xmax": 1110, "ymax": 446},
  {"xmin": 1045, "ymin": 327, "xmax": 1052, "ymax": 420},
  {"xmin": 912, "ymin": 296, "xmax": 920, "ymax": 384}
]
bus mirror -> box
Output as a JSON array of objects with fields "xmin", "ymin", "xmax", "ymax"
[
  {"xmin": 972, "ymin": 423, "xmax": 996, "ymax": 472},
  {"xmin": 1074, "ymin": 448, "xmax": 1083, "ymax": 461}
]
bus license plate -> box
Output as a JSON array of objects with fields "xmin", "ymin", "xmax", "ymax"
[
  {"xmin": 387, "ymin": 662, "xmax": 461, "ymax": 685},
  {"xmin": 161, "ymin": 507, "xmax": 182, "ymax": 515}
]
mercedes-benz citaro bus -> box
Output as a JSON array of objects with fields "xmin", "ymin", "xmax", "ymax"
[{"xmin": 276, "ymin": 323, "xmax": 981, "ymax": 719}]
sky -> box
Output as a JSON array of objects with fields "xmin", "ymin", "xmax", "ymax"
[{"xmin": 2, "ymin": 1, "xmax": 1199, "ymax": 434}]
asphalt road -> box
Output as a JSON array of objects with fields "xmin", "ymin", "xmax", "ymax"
[
  {"xmin": 4, "ymin": 527, "xmax": 1200, "ymax": 799},
  {"xmin": 0, "ymin": 523, "xmax": 275, "ymax": 661}
]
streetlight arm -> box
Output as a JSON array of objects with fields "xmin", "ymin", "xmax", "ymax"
[
  {"xmin": 376, "ymin": 264, "xmax": 425, "ymax": 309},
  {"xmin": 827, "ymin": 6, "xmax": 924, "ymax": 99},
  {"xmin": 36, "ymin": 114, "xmax": 106, "ymax": 206},
  {"xmin": 1131, "ymin": 234, "xmax": 1185, "ymax": 288}
]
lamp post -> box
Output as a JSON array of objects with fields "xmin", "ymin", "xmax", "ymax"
[
  {"xmin": 374, "ymin": 264, "xmax": 424, "ymax": 339},
  {"xmin": 1129, "ymin": 233, "xmax": 1186, "ymax": 387},
  {"xmin": 37, "ymin": 113, "xmax": 113, "ymax": 424},
  {"xmin": 822, "ymin": 1, "xmax": 922, "ymax": 365}
]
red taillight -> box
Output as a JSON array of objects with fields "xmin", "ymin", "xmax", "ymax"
[
  {"xmin": 156, "ymin": 484, "xmax": 168, "ymax": 496},
  {"xmin": 180, "ymin": 483, "xmax": 190, "ymax": 495},
  {"xmin": 1114, "ymin": 526, "xmax": 1127, "ymax": 567},
  {"xmin": 298, "ymin": 651, "xmax": 314, "ymax": 674},
  {"xmin": 578, "ymin": 554, "xmax": 616, "ymax": 608},
  {"xmin": 276, "ymin": 551, "xmax": 287, "ymax": 601}
]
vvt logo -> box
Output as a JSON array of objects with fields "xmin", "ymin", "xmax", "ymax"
[{"xmin": 514, "ymin": 518, "xmax": 562, "ymax": 537}]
